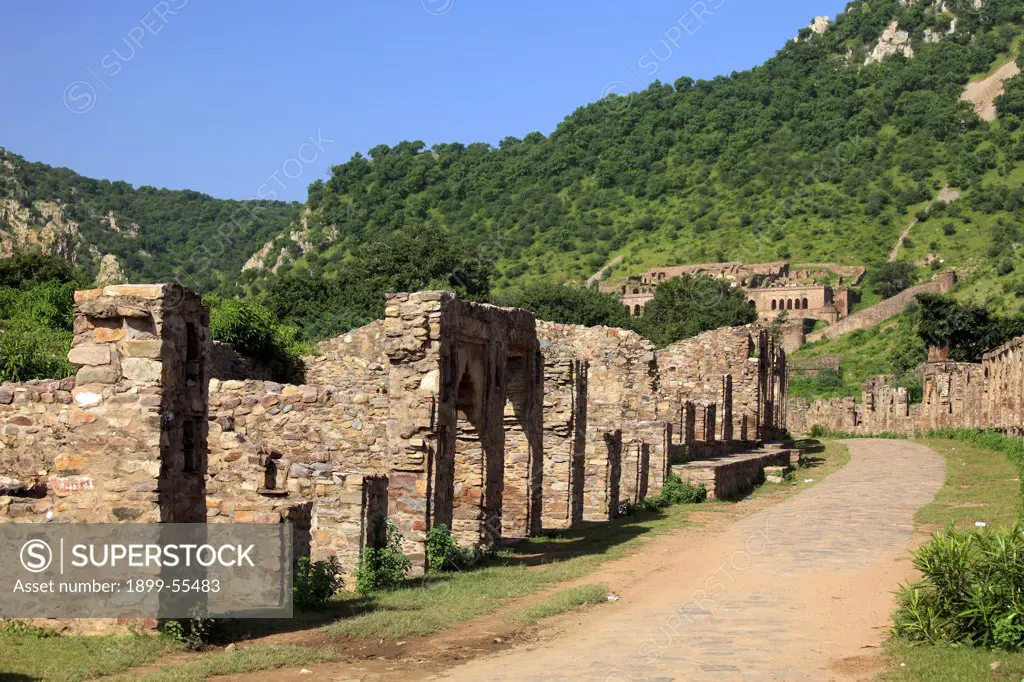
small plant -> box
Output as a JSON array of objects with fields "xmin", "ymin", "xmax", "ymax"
[
  {"xmin": 635, "ymin": 474, "xmax": 708, "ymax": 512},
  {"xmin": 293, "ymin": 556, "xmax": 344, "ymax": 610},
  {"xmin": 356, "ymin": 517, "xmax": 412, "ymax": 594},
  {"xmin": 161, "ymin": 607, "xmax": 214, "ymax": 651},
  {"xmin": 425, "ymin": 524, "xmax": 478, "ymax": 571},
  {"xmin": 0, "ymin": 620, "xmax": 55, "ymax": 638},
  {"xmin": 892, "ymin": 524, "xmax": 1024, "ymax": 649}
]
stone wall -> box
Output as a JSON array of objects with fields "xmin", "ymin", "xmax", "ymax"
[
  {"xmin": 920, "ymin": 362, "xmax": 985, "ymax": 431},
  {"xmin": 789, "ymin": 335, "xmax": 1024, "ymax": 438},
  {"xmin": 787, "ymin": 376, "xmax": 917, "ymax": 436},
  {"xmin": 534, "ymin": 321, "xmax": 668, "ymax": 523},
  {"xmin": 656, "ymin": 326, "xmax": 785, "ymax": 446},
  {"xmin": 982, "ymin": 337, "xmax": 1024, "ymax": 435},
  {"xmin": 806, "ymin": 272, "xmax": 956, "ymax": 344},
  {"xmin": 2, "ymin": 282, "xmax": 795, "ymax": 599}
]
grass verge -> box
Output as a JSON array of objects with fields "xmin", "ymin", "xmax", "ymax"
[
  {"xmin": 504, "ymin": 584, "xmax": 608, "ymax": 627},
  {"xmin": 0, "ymin": 629, "xmax": 179, "ymax": 682},
  {"xmin": 913, "ymin": 436, "xmax": 1022, "ymax": 531},
  {"xmin": 121, "ymin": 645, "xmax": 345, "ymax": 682}
]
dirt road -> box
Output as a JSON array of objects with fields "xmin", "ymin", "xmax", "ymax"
[{"xmin": 436, "ymin": 439, "xmax": 944, "ymax": 681}]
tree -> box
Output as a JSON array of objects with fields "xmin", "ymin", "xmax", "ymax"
[
  {"xmin": 914, "ymin": 293, "xmax": 1024, "ymax": 362},
  {"xmin": 495, "ymin": 282, "xmax": 629, "ymax": 328},
  {"xmin": 869, "ymin": 261, "xmax": 916, "ymax": 299},
  {"xmin": 633, "ymin": 275, "xmax": 757, "ymax": 347}
]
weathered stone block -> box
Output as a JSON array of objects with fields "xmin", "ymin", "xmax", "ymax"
[
  {"xmin": 121, "ymin": 340, "xmax": 164, "ymax": 359},
  {"xmin": 68, "ymin": 344, "xmax": 112, "ymax": 366},
  {"xmin": 76, "ymin": 366, "xmax": 119, "ymax": 384},
  {"xmin": 121, "ymin": 358, "xmax": 163, "ymax": 383}
]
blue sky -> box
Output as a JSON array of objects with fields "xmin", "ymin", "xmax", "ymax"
[{"xmin": 0, "ymin": 0, "xmax": 849, "ymax": 202}]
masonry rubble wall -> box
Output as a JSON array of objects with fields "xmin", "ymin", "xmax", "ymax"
[
  {"xmin": 982, "ymin": 336, "xmax": 1024, "ymax": 436},
  {"xmin": 788, "ymin": 334, "xmax": 1024, "ymax": 438},
  {"xmin": 805, "ymin": 272, "xmax": 956, "ymax": 344},
  {"xmin": 534, "ymin": 321, "xmax": 668, "ymax": 523},
  {"xmin": 657, "ymin": 326, "xmax": 786, "ymax": 447}
]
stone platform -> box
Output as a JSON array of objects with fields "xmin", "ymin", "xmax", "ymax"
[{"xmin": 672, "ymin": 446, "xmax": 797, "ymax": 500}]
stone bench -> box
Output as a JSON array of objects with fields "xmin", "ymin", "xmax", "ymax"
[{"xmin": 672, "ymin": 448, "xmax": 796, "ymax": 500}]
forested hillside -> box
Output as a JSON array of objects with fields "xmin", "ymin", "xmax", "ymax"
[
  {"xmin": 0, "ymin": 147, "xmax": 300, "ymax": 291},
  {"xmin": 240, "ymin": 0, "xmax": 1024, "ymax": 329}
]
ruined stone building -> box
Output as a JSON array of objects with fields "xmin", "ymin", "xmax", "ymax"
[
  {"xmin": 1, "ymin": 284, "xmax": 788, "ymax": 591},
  {"xmin": 787, "ymin": 334, "xmax": 1024, "ymax": 438},
  {"xmin": 601, "ymin": 262, "xmax": 862, "ymax": 322}
]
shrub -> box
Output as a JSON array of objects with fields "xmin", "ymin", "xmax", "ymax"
[
  {"xmin": 205, "ymin": 295, "xmax": 305, "ymax": 382},
  {"xmin": 892, "ymin": 525, "xmax": 1024, "ymax": 649},
  {"xmin": 293, "ymin": 556, "xmax": 344, "ymax": 610},
  {"xmin": 637, "ymin": 474, "xmax": 707, "ymax": 512},
  {"xmin": 355, "ymin": 518, "xmax": 411, "ymax": 594},
  {"xmin": 160, "ymin": 608, "xmax": 215, "ymax": 651},
  {"xmin": 869, "ymin": 261, "xmax": 916, "ymax": 299},
  {"xmin": 424, "ymin": 524, "xmax": 478, "ymax": 571}
]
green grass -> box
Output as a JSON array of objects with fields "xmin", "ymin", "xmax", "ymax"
[
  {"xmin": 0, "ymin": 630, "xmax": 179, "ymax": 682},
  {"xmin": 913, "ymin": 437, "xmax": 1023, "ymax": 531},
  {"xmin": 789, "ymin": 314, "xmax": 920, "ymax": 399},
  {"xmin": 883, "ymin": 640, "xmax": 1024, "ymax": 681},
  {"xmin": 122, "ymin": 645, "xmax": 344, "ymax": 682},
  {"xmin": 504, "ymin": 584, "xmax": 608, "ymax": 627}
]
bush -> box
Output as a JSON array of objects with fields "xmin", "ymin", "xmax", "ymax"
[
  {"xmin": 0, "ymin": 281, "xmax": 76, "ymax": 382},
  {"xmin": 206, "ymin": 295, "xmax": 305, "ymax": 381},
  {"xmin": 892, "ymin": 525, "xmax": 1024, "ymax": 649},
  {"xmin": 293, "ymin": 556, "xmax": 344, "ymax": 610},
  {"xmin": 424, "ymin": 524, "xmax": 478, "ymax": 571},
  {"xmin": 636, "ymin": 474, "xmax": 707, "ymax": 512},
  {"xmin": 355, "ymin": 518, "xmax": 411, "ymax": 594},
  {"xmin": 160, "ymin": 608, "xmax": 215, "ymax": 651},
  {"xmin": 633, "ymin": 275, "xmax": 757, "ymax": 347},
  {"xmin": 869, "ymin": 261, "xmax": 916, "ymax": 299}
]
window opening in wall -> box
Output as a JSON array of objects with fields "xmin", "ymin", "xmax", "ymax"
[{"xmin": 186, "ymin": 322, "xmax": 201, "ymax": 381}]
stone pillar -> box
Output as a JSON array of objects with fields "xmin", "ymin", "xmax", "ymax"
[{"xmin": 66, "ymin": 283, "xmax": 209, "ymax": 523}]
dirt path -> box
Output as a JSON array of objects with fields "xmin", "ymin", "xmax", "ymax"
[
  {"xmin": 888, "ymin": 186, "xmax": 960, "ymax": 262},
  {"xmin": 961, "ymin": 59, "xmax": 1021, "ymax": 122},
  {"xmin": 433, "ymin": 439, "xmax": 944, "ymax": 681}
]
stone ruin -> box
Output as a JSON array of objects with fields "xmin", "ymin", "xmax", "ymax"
[
  {"xmin": 0, "ymin": 284, "xmax": 789, "ymax": 597},
  {"xmin": 787, "ymin": 334, "xmax": 1024, "ymax": 438}
]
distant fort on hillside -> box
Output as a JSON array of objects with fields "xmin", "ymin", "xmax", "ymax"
[{"xmin": 601, "ymin": 262, "xmax": 866, "ymax": 322}]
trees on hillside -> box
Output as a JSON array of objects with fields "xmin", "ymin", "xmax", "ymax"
[
  {"xmin": 634, "ymin": 275, "xmax": 758, "ymax": 347},
  {"xmin": 263, "ymin": 225, "xmax": 493, "ymax": 341},
  {"xmin": 914, "ymin": 293, "xmax": 1024, "ymax": 361},
  {"xmin": 495, "ymin": 283, "xmax": 630, "ymax": 328},
  {"xmin": 869, "ymin": 261, "xmax": 917, "ymax": 299}
]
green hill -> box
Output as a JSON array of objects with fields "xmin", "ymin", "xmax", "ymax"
[
  {"xmin": 238, "ymin": 0, "xmax": 1024, "ymax": 327},
  {"xmin": 0, "ymin": 147, "xmax": 300, "ymax": 292}
]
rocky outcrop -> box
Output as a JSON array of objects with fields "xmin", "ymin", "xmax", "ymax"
[
  {"xmin": 865, "ymin": 21, "xmax": 915, "ymax": 65},
  {"xmin": 94, "ymin": 254, "xmax": 125, "ymax": 286}
]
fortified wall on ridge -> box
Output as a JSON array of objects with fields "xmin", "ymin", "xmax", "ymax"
[{"xmin": 0, "ymin": 284, "xmax": 788, "ymax": 604}]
